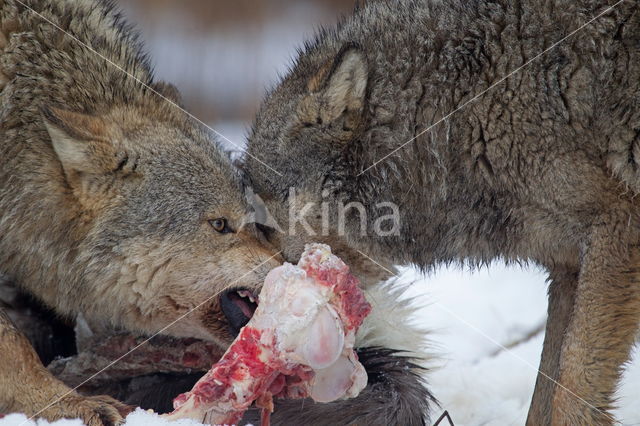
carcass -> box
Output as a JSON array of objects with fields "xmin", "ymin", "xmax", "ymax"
[{"xmin": 164, "ymin": 244, "xmax": 372, "ymax": 425}]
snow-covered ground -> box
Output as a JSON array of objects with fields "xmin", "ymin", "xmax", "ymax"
[
  {"xmin": 4, "ymin": 263, "xmax": 640, "ymax": 426},
  {"xmin": 0, "ymin": 410, "xmax": 202, "ymax": 426},
  {"xmin": 401, "ymin": 264, "xmax": 640, "ymax": 425}
]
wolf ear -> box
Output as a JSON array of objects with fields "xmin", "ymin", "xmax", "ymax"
[
  {"xmin": 304, "ymin": 46, "xmax": 368, "ymax": 131},
  {"xmin": 42, "ymin": 107, "xmax": 120, "ymax": 178}
]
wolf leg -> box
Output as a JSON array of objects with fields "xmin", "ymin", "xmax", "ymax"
[
  {"xmin": 526, "ymin": 266, "xmax": 578, "ymax": 425},
  {"xmin": 551, "ymin": 225, "xmax": 640, "ymax": 425},
  {"xmin": 0, "ymin": 309, "xmax": 129, "ymax": 425}
]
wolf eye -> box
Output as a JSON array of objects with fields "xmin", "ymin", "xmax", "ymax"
[{"xmin": 209, "ymin": 218, "xmax": 231, "ymax": 234}]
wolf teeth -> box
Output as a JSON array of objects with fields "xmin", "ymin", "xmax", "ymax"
[{"xmin": 237, "ymin": 290, "xmax": 257, "ymax": 304}]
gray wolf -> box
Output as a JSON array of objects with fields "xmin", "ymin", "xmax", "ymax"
[
  {"xmin": 243, "ymin": 0, "xmax": 640, "ymax": 423},
  {"xmin": 0, "ymin": 0, "xmax": 279, "ymax": 423}
]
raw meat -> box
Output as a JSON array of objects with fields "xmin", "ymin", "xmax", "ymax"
[
  {"xmin": 163, "ymin": 244, "xmax": 372, "ymax": 425},
  {"xmin": 48, "ymin": 334, "xmax": 220, "ymax": 388}
]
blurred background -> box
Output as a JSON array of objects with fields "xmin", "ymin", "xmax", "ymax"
[
  {"xmin": 121, "ymin": 0, "xmax": 356, "ymax": 150},
  {"xmin": 114, "ymin": 2, "xmax": 640, "ymax": 425}
]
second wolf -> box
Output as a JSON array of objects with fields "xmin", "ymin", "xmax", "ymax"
[{"xmin": 244, "ymin": 0, "xmax": 640, "ymax": 424}]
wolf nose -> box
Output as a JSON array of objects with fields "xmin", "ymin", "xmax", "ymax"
[{"xmin": 220, "ymin": 289, "xmax": 258, "ymax": 336}]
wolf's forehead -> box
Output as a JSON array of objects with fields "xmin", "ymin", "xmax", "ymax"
[{"xmin": 147, "ymin": 142, "xmax": 236, "ymax": 180}]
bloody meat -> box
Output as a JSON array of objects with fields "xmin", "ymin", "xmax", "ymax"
[{"xmin": 163, "ymin": 244, "xmax": 372, "ymax": 425}]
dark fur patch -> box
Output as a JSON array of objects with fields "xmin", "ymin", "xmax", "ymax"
[{"xmin": 0, "ymin": 280, "xmax": 76, "ymax": 366}]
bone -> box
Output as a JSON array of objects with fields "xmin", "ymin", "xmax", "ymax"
[{"xmin": 164, "ymin": 244, "xmax": 371, "ymax": 425}]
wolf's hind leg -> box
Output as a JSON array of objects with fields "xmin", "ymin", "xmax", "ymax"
[
  {"xmin": 0, "ymin": 309, "xmax": 129, "ymax": 425},
  {"xmin": 551, "ymin": 225, "xmax": 640, "ymax": 425},
  {"xmin": 526, "ymin": 266, "xmax": 578, "ymax": 425}
]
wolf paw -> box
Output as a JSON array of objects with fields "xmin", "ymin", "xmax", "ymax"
[{"xmin": 42, "ymin": 394, "xmax": 133, "ymax": 426}]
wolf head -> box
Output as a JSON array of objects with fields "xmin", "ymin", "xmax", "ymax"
[
  {"xmin": 246, "ymin": 44, "xmax": 367, "ymax": 200},
  {"xmin": 42, "ymin": 102, "xmax": 281, "ymax": 347},
  {"xmin": 242, "ymin": 45, "xmax": 396, "ymax": 280}
]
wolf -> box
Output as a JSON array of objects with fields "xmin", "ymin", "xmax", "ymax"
[
  {"xmin": 0, "ymin": 0, "xmax": 282, "ymax": 423},
  {"xmin": 243, "ymin": 0, "xmax": 640, "ymax": 424},
  {"xmin": 0, "ymin": 0, "xmax": 434, "ymax": 424}
]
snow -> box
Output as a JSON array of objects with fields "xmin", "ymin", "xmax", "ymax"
[
  {"xmin": 399, "ymin": 263, "xmax": 640, "ymax": 425},
  {"xmin": 0, "ymin": 414, "xmax": 82, "ymax": 426},
  {"xmin": 2, "ymin": 263, "xmax": 640, "ymax": 426},
  {"xmin": 0, "ymin": 409, "xmax": 203, "ymax": 426}
]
